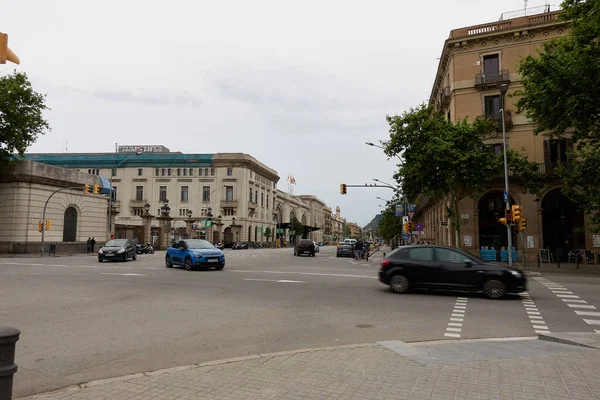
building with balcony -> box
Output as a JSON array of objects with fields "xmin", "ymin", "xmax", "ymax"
[
  {"xmin": 415, "ymin": 8, "xmax": 596, "ymax": 263},
  {"xmin": 346, "ymin": 222, "xmax": 362, "ymax": 239},
  {"xmin": 24, "ymin": 147, "xmax": 349, "ymax": 248}
]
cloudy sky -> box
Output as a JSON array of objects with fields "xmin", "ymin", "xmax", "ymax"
[{"xmin": 3, "ymin": 0, "xmax": 540, "ymax": 226}]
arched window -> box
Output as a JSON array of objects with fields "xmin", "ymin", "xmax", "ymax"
[{"xmin": 63, "ymin": 207, "xmax": 78, "ymax": 242}]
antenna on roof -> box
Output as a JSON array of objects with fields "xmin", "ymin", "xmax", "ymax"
[{"xmin": 524, "ymin": 0, "xmax": 528, "ymax": 15}]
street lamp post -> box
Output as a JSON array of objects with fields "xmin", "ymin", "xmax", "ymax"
[
  {"xmin": 203, "ymin": 207, "xmax": 213, "ymax": 241},
  {"xmin": 500, "ymin": 83, "xmax": 513, "ymax": 266},
  {"xmin": 108, "ymin": 150, "xmax": 142, "ymax": 239},
  {"xmin": 365, "ymin": 142, "xmax": 404, "ymax": 165}
]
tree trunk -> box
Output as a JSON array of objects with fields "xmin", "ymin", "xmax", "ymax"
[{"xmin": 452, "ymin": 197, "xmax": 461, "ymax": 248}]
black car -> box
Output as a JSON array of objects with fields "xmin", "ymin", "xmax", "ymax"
[
  {"xmin": 378, "ymin": 245, "xmax": 526, "ymax": 299},
  {"xmin": 336, "ymin": 244, "xmax": 354, "ymax": 257},
  {"xmin": 98, "ymin": 239, "xmax": 137, "ymax": 262},
  {"xmin": 294, "ymin": 239, "xmax": 315, "ymax": 257}
]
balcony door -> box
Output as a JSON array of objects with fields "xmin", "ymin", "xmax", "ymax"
[
  {"xmin": 484, "ymin": 95, "xmax": 501, "ymax": 119},
  {"xmin": 483, "ymin": 54, "xmax": 499, "ymax": 76}
]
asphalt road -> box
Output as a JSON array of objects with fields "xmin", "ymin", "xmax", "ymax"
[{"xmin": 1, "ymin": 246, "xmax": 600, "ymax": 397}]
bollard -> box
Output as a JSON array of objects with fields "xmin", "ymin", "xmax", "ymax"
[
  {"xmin": 537, "ymin": 254, "xmax": 540, "ymax": 268},
  {"xmin": 0, "ymin": 327, "xmax": 20, "ymax": 400}
]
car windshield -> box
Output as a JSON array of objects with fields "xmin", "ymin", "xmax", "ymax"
[
  {"xmin": 185, "ymin": 239, "xmax": 214, "ymax": 249},
  {"xmin": 105, "ymin": 239, "xmax": 127, "ymax": 247}
]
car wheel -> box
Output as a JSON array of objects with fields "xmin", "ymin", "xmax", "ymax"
[
  {"xmin": 98, "ymin": 258, "xmax": 102, "ymax": 263},
  {"xmin": 311, "ymin": 252, "xmax": 315, "ymax": 257},
  {"xmin": 483, "ymin": 279, "xmax": 506, "ymax": 299},
  {"xmin": 214, "ymin": 263, "xmax": 224, "ymax": 271},
  {"xmin": 389, "ymin": 274, "xmax": 409, "ymax": 294},
  {"xmin": 184, "ymin": 257, "xmax": 194, "ymax": 271},
  {"xmin": 336, "ymin": 254, "xmax": 340, "ymax": 257},
  {"xmin": 165, "ymin": 255, "xmax": 173, "ymax": 268}
]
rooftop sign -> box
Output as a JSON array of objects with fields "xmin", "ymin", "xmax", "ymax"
[{"xmin": 117, "ymin": 145, "xmax": 170, "ymax": 153}]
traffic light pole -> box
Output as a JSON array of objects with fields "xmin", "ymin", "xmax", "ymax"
[
  {"xmin": 40, "ymin": 186, "xmax": 84, "ymax": 257},
  {"xmin": 500, "ymin": 85, "xmax": 513, "ymax": 267}
]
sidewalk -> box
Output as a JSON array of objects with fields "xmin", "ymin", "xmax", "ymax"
[
  {"xmin": 20, "ymin": 333, "xmax": 600, "ymax": 400},
  {"xmin": 517, "ymin": 261, "xmax": 600, "ymax": 274}
]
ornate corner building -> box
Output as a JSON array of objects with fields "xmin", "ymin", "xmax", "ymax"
[{"xmin": 416, "ymin": 7, "xmax": 598, "ymax": 263}]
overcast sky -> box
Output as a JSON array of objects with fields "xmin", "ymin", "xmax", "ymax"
[{"xmin": 3, "ymin": 0, "xmax": 541, "ymax": 226}]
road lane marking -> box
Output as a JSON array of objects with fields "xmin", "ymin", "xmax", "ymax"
[
  {"xmin": 444, "ymin": 297, "xmax": 467, "ymax": 338},
  {"xmin": 244, "ymin": 279, "xmax": 305, "ymax": 283},
  {"xmin": 535, "ymin": 277, "xmax": 600, "ymax": 331},
  {"xmin": 520, "ymin": 292, "xmax": 550, "ymax": 334},
  {"xmin": 575, "ymin": 311, "xmax": 600, "ymax": 317},
  {"xmin": 229, "ymin": 269, "xmax": 376, "ymax": 279},
  {"xmin": 101, "ymin": 273, "xmax": 146, "ymax": 276}
]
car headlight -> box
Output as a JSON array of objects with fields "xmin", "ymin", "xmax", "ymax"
[
  {"xmin": 98, "ymin": 249, "xmax": 103, "ymax": 254},
  {"xmin": 509, "ymin": 270, "xmax": 521, "ymax": 277},
  {"xmin": 117, "ymin": 248, "xmax": 125, "ymax": 253},
  {"xmin": 193, "ymin": 252, "xmax": 202, "ymax": 257}
]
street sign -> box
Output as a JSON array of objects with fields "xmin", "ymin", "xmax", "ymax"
[
  {"xmin": 402, "ymin": 216, "xmax": 409, "ymax": 224},
  {"xmin": 503, "ymin": 191, "xmax": 509, "ymax": 203},
  {"xmin": 402, "ymin": 233, "xmax": 409, "ymax": 241},
  {"xmin": 192, "ymin": 224, "xmax": 198, "ymax": 231},
  {"xmin": 395, "ymin": 204, "xmax": 404, "ymax": 217},
  {"xmin": 440, "ymin": 221, "xmax": 448, "ymax": 227},
  {"xmin": 408, "ymin": 203, "xmax": 417, "ymax": 218},
  {"xmin": 415, "ymin": 223, "xmax": 423, "ymax": 231}
]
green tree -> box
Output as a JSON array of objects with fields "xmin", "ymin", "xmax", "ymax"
[
  {"xmin": 0, "ymin": 72, "xmax": 50, "ymax": 169},
  {"xmin": 264, "ymin": 227, "xmax": 272, "ymax": 241},
  {"xmin": 378, "ymin": 200, "xmax": 403, "ymax": 241},
  {"xmin": 290, "ymin": 216, "xmax": 304, "ymax": 239},
  {"xmin": 514, "ymin": 0, "xmax": 600, "ymax": 230},
  {"xmin": 384, "ymin": 104, "xmax": 543, "ymax": 246}
]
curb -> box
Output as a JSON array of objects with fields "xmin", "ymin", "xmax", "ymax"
[{"xmin": 524, "ymin": 271, "xmax": 543, "ymax": 277}]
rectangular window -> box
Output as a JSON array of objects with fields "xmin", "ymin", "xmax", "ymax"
[
  {"xmin": 488, "ymin": 144, "xmax": 503, "ymax": 156},
  {"xmin": 168, "ymin": 168, "xmax": 172, "ymax": 176},
  {"xmin": 204, "ymin": 168, "xmax": 209, "ymax": 176},
  {"xmin": 211, "ymin": 168, "xmax": 215, "ymax": 176},
  {"xmin": 249, "ymin": 188, "xmax": 253, "ymax": 202},
  {"xmin": 261, "ymin": 193, "xmax": 264, "ymax": 207},
  {"xmin": 483, "ymin": 54, "xmax": 500, "ymax": 75},
  {"xmin": 227, "ymin": 168, "xmax": 233, "ymax": 176},
  {"xmin": 225, "ymin": 186, "xmax": 233, "ymax": 201},
  {"xmin": 136, "ymin": 186, "xmax": 144, "ymax": 201},
  {"xmin": 223, "ymin": 208, "xmax": 236, "ymax": 216},
  {"xmin": 181, "ymin": 186, "xmax": 189, "ymax": 202},
  {"xmin": 138, "ymin": 168, "xmax": 143, "ymax": 176},
  {"xmin": 132, "ymin": 207, "xmax": 144, "ymax": 216},
  {"xmin": 203, "ymin": 186, "xmax": 210, "ymax": 202},
  {"xmin": 112, "ymin": 169, "xmax": 116, "ymax": 177},
  {"xmin": 177, "ymin": 168, "xmax": 181, "ymax": 176},
  {"xmin": 189, "ymin": 168, "xmax": 193, "ymax": 176},
  {"xmin": 266, "ymin": 195, "xmax": 269, "ymax": 209},
  {"xmin": 183, "ymin": 168, "xmax": 187, "ymax": 176},
  {"xmin": 159, "ymin": 186, "xmax": 167, "ymax": 202},
  {"xmin": 111, "ymin": 186, "xmax": 118, "ymax": 201},
  {"xmin": 484, "ymin": 95, "xmax": 501, "ymax": 119},
  {"xmin": 161, "ymin": 168, "xmax": 166, "ymax": 176},
  {"xmin": 254, "ymin": 191, "xmax": 258, "ymax": 204},
  {"xmin": 198, "ymin": 168, "xmax": 203, "ymax": 176},
  {"xmin": 155, "ymin": 168, "xmax": 159, "ymax": 176}
]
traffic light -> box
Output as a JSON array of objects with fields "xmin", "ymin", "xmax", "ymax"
[
  {"xmin": 38, "ymin": 221, "xmax": 44, "ymax": 232},
  {"xmin": 408, "ymin": 221, "xmax": 413, "ymax": 232},
  {"xmin": 498, "ymin": 217, "xmax": 507, "ymax": 225},
  {"xmin": 403, "ymin": 222, "xmax": 409, "ymax": 233},
  {"xmin": 45, "ymin": 220, "xmax": 52, "ymax": 231},
  {"xmin": 93, "ymin": 184, "xmax": 100, "ymax": 195},
  {"xmin": 519, "ymin": 218, "xmax": 527, "ymax": 232},
  {"xmin": 511, "ymin": 205, "xmax": 522, "ymax": 222},
  {"xmin": 0, "ymin": 33, "xmax": 20, "ymax": 65},
  {"xmin": 340, "ymin": 184, "xmax": 347, "ymax": 195},
  {"xmin": 84, "ymin": 184, "xmax": 91, "ymax": 194},
  {"xmin": 505, "ymin": 209, "xmax": 513, "ymax": 223}
]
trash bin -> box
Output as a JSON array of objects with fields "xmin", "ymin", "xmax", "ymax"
[
  {"xmin": 0, "ymin": 326, "xmax": 21, "ymax": 400},
  {"xmin": 49, "ymin": 244, "xmax": 56, "ymax": 256}
]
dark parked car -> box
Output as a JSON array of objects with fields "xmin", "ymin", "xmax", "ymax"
[
  {"xmin": 378, "ymin": 245, "xmax": 526, "ymax": 299},
  {"xmin": 98, "ymin": 239, "xmax": 137, "ymax": 262},
  {"xmin": 294, "ymin": 239, "xmax": 315, "ymax": 257},
  {"xmin": 336, "ymin": 244, "xmax": 354, "ymax": 258}
]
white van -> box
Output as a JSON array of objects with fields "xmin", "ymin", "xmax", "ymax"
[{"xmin": 341, "ymin": 239, "xmax": 357, "ymax": 245}]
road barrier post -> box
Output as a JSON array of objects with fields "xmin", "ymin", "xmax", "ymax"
[{"xmin": 0, "ymin": 326, "xmax": 20, "ymax": 400}]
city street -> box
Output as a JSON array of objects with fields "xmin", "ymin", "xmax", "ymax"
[{"xmin": 2, "ymin": 246, "xmax": 600, "ymax": 398}]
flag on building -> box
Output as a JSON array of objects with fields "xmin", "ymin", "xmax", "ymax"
[{"xmin": 288, "ymin": 175, "xmax": 296, "ymax": 185}]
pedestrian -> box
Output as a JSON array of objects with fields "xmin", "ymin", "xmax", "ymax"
[
  {"xmin": 90, "ymin": 237, "xmax": 96, "ymax": 253},
  {"xmin": 86, "ymin": 238, "xmax": 91, "ymax": 253}
]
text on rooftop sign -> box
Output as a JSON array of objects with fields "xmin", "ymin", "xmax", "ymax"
[{"xmin": 117, "ymin": 145, "xmax": 169, "ymax": 153}]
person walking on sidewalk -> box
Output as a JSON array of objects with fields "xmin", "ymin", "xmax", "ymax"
[
  {"xmin": 86, "ymin": 238, "xmax": 91, "ymax": 253},
  {"xmin": 90, "ymin": 237, "xmax": 96, "ymax": 253}
]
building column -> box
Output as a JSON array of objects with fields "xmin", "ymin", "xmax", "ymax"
[
  {"xmin": 156, "ymin": 216, "xmax": 174, "ymax": 250},
  {"xmin": 141, "ymin": 213, "xmax": 154, "ymax": 245}
]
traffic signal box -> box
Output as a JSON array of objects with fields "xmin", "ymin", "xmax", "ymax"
[
  {"xmin": 408, "ymin": 221, "xmax": 413, "ymax": 232},
  {"xmin": 0, "ymin": 33, "xmax": 20, "ymax": 65},
  {"xmin": 45, "ymin": 220, "xmax": 52, "ymax": 230},
  {"xmin": 519, "ymin": 218, "xmax": 527, "ymax": 232},
  {"xmin": 511, "ymin": 205, "xmax": 522, "ymax": 222},
  {"xmin": 403, "ymin": 222, "xmax": 409, "ymax": 233},
  {"xmin": 339, "ymin": 184, "xmax": 347, "ymax": 195},
  {"xmin": 93, "ymin": 184, "xmax": 100, "ymax": 194},
  {"xmin": 38, "ymin": 221, "xmax": 44, "ymax": 232},
  {"xmin": 505, "ymin": 209, "xmax": 513, "ymax": 224},
  {"xmin": 84, "ymin": 184, "xmax": 91, "ymax": 194}
]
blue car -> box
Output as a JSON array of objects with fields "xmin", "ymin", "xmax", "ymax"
[{"xmin": 165, "ymin": 239, "xmax": 225, "ymax": 271}]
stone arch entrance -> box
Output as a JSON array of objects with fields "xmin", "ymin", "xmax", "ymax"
[
  {"xmin": 542, "ymin": 188, "xmax": 585, "ymax": 261},
  {"xmin": 62, "ymin": 206, "xmax": 78, "ymax": 242},
  {"xmin": 478, "ymin": 190, "xmax": 515, "ymax": 250},
  {"xmin": 224, "ymin": 227, "xmax": 233, "ymax": 243}
]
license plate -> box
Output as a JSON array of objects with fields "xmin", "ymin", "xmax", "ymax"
[
  {"xmin": 105, "ymin": 254, "xmax": 113, "ymax": 257},
  {"xmin": 207, "ymin": 259, "xmax": 219, "ymax": 263}
]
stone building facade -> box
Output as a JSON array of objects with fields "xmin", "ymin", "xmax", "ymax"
[
  {"xmin": 0, "ymin": 160, "xmax": 108, "ymax": 254},
  {"xmin": 24, "ymin": 148, "xmax": 349, "ymax": 248},
  {"xmin": 415, "ymin": 9, "xmax": 599, "ymax": 263}
]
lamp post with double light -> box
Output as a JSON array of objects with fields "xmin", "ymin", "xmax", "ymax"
[
  {"xmin": 141, "ymin": 202, "xmax": 154, "ymax": 246},
  {"xmin": 500, "ymin": 83, "xmax": 513, "ymax": 266},
  {"xmin": 108, "ymin": 150, "xmax": 143, "ymax": 239}
]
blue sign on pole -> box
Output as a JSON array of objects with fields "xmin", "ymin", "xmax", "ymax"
[
  {"xmin": 395, "ymin": 204, "xmax": 404, "ymax": 217},
  {"xmin": 401, "ymin": 233, "xmax": 409, "ymax": 241},
  {"xmin": 408, "ymin": 203, "xmax": 417, "ymax": 213},
  {"xmin": 503, "ymin": 191, "xmax": 509, "ymax": 203}
]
